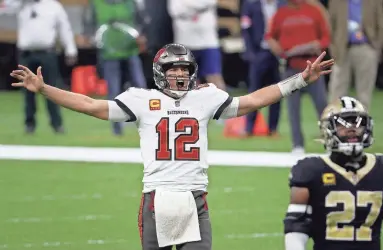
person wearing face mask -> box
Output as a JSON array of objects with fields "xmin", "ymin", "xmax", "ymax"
[
  {"xmin": 265, "ymin": 0, "xmax": 330, "ymax": 154},
  {"xmin": 1, "ymin": 0, "xmax": 78, "ymax": 134},
  {"xmin": 284, "ymin": 96, "xmax": 382, "ymax": 250}
]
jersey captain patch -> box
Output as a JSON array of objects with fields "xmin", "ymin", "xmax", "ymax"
[{"xmin": 149, "ymin": 99, "xmax": 161, "ymax": 110}]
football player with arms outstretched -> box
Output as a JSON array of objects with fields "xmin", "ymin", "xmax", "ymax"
[
  {"xmin": 284, "ymin": 96, "xmax": 383, "ymax": 250},
  {"xmin": 10, "ymin": 43, "xmax": 333, "ymax": 250}
]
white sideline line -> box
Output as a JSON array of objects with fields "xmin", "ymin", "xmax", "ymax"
[
  {"xmin": 19, "ymin": 193, "xmax": 104, "ymax": 202},
  {"xmin": 225, "ymin": 233, "xmax": 283, "ymax": 239},
  {"xmin": 0, "ymin": 145, "xmax": 327, "ymax": 167},
  {"xmin": 6, "ymin": 214, "xmax": 112, "ymax": 224},
  {"xmin": 5, "ymin": 211, "xmax": 248, "ymax": 224},
  {"xmin": 222, "ymin": 187, "xmax": 256, "ymax": 193},
  {"xmin": 9, "ymin": 187, "xmax": 255, "ymax": 203},
  {"xmin": 0, "ymin": 234, "xmax": 282, "ymax": 249},
  {"xmin": 0, "ymin": 239, "xmax": 129, "ymax": 249},
  {"xmin": 13, "ymin": 192, "xmax": 138, "ymax": 203}
]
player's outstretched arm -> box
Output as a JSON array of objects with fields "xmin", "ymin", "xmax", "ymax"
[
  {"xmin": 10, "ymin": 65, "xmax": 109, "ymax": 120},
  {"xmin": 236, "ymin": 52, "xmax": 334, "ymax": 117}
]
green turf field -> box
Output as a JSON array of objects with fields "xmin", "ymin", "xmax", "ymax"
[
  {"xmin": 1, "ymin": 90, "xmax": 382, "ymax": 249},
  {"xmin": 1, "ymin": 160, "xmax": 290, "ymax": 250}
]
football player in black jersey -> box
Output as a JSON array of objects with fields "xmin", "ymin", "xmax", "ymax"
[{"xmin": 284, "ymin": 96, "xmax": 383, "ymax": 250}]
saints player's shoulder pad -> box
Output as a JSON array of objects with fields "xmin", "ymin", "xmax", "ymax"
[{"xmin": 289, "ymin": 156, "xmax": 325, "ymax": 189}]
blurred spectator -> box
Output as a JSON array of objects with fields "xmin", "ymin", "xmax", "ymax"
[
  {"xmin": 167, "ymin": 0, "xmax": 226, "ymax": 90},
  {"xmin": 307, "ymin": 0, "xmax": 330, "ymax": 28},
  {"xmin": 1, "ymin": 0, "xmax": 78, "ymax": 134},
  {"xmin": 307, "ymin": 0, "xmax": 332, "ymax": 86},
  {"xmin": 327, "ymin": 0, "xmax": 383, "ymax": 110},
  {"xmin": 240, "ymin": 0, "xmax": 284, "ymax": 137},
  {"xmin": 139, "ymin": 0, "xmax": 174, "ymax": 89},
  {"xmin": 266, "ymin": 0, "xmax": 330, "ymax": 154},
  {"xmin": 82, "ymin": 0, "xmax": 147, "ymax": 136},
  {"xmin": 319, "ymin": 0, "xmax": 328, "ymax": 8}
]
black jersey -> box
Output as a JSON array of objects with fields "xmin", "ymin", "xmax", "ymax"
[{"xmin": 289, "ymin": 153, "xmax": 383, "ymax": 250}]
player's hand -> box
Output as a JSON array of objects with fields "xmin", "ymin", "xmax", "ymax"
[
  {"xmin": 10, "ymin": 65, "xmax": 45, "ymax": 93},
  {"xmin": 301, "ymin": 51, "xmax": 334, "ymax": 84}
]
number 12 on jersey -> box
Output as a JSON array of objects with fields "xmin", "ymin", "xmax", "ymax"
[{"xmin": 155, "ymin": 117, "xmax": 200, "ymax": 161}]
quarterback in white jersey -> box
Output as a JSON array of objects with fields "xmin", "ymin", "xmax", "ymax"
[
  {"xmin": 10, "ymin": 43, "xmax": 334, "ymax": 250},
  {"xmin": 111, "ymin": 84, "xmax": 234, "ymax": 193}
]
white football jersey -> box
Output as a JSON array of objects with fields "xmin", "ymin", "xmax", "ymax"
[{"xmin": 114, "ymin": 84, "xmax": 234, "ymax": 192}]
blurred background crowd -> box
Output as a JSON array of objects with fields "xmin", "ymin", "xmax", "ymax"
[{"xmin": 0, "ymin": 0, "xmax": 382, "ymax": 154}]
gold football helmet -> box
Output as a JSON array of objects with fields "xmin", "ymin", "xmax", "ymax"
[{"xmin": 319, "ymin": 96, "xmax": 373, "ymax": 156}]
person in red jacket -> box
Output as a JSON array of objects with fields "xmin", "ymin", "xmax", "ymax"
[{"xmin": 265, "ymin": 0, "xmax": 330, "ymax": 154}]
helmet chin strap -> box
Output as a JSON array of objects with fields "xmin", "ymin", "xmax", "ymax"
[
  {"xmin": 332, "ymin": 144, "xmax": 365, "ymax": 170},
  {"xmin": 336, "ymin": 143, "xmax": 363, "ymax": 157},
  {"xmin": 331, "ymin": 148, "xmax": 366, "ymax": 172}
]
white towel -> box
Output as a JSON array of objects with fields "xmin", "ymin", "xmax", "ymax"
[{"xmin": 154, "ymin": 189, "xmax": 201, "ymax": 247}]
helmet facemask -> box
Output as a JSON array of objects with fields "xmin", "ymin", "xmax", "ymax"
[
  {"xmin": 320, "ymin": 112, "xmax": 374, "ymax": 157},
  {"xmin": 154, "ymin": 62, "xmax": 197, "ymax": 99}
]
